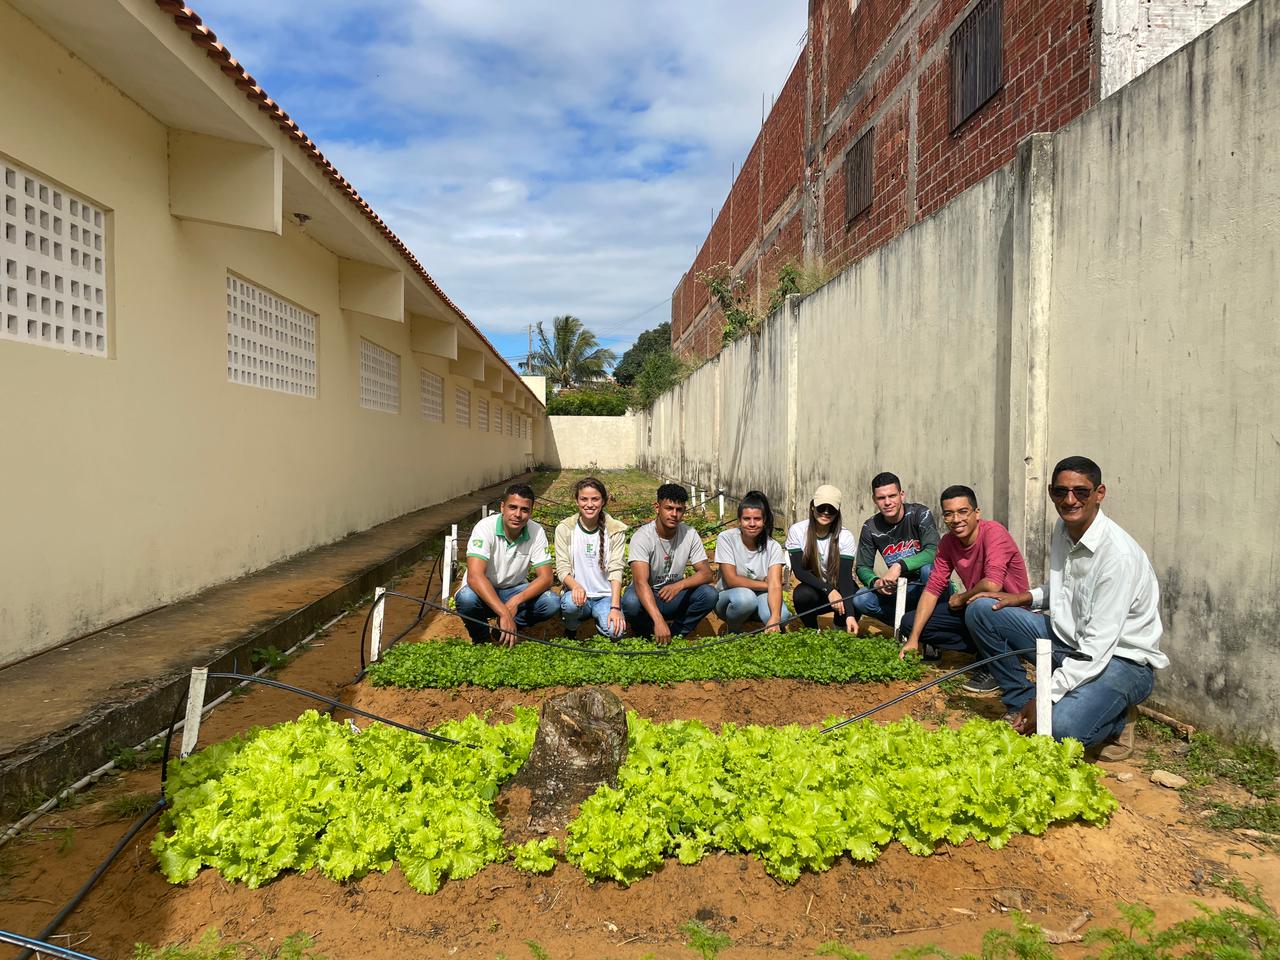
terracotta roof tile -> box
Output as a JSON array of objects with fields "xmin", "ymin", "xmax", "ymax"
[{"xmin": 152, "ymin": 0, "xmax": 537, "ymax": 404}]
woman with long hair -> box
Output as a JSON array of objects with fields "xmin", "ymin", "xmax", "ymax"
[
  {"xmin": 784, "ymin": 484, "xmax": 859, "ymax": 630},
  {"xmin": 714, "ymin": 490, "xmax": 792, "ymax": 633},
  {"xmin": 555, "ymin": 477, "xmax": 628, "ymax": 638}
]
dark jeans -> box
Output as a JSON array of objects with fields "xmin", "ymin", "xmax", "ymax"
[
  {"xmin": 454, "ymin": 584, "xmax": 559, "ymax": 645},
  {"xmin": 850, "ymin": 563, "xmax": 934, "ymax": 627},
  {"xmin": 792, "ymin": 583, "xmax": 856, "ymax": 630},
  {"xmin": 965, "ymin": 598, "xmax": 1156, "ymax": 746},
  {"xmin": 621, "ymin": 583, "xmax": 718, "ymax": 638},
  {"xmin": 899, "ymin": 598, "xmax": 976, "ymax": 654}
]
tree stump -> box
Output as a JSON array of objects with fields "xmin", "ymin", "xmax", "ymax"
[{"xmin": 503, "ymin": 687, "xmax": 628, "ymax": 835}]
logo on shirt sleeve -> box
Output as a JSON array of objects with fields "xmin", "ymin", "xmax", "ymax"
[{"xmin": 472, "ymin": 538, "xmax": 484, "ymax": 548}]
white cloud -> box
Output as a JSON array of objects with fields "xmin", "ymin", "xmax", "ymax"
[{"xmin": 191, "ymin": 0, "xmax": 807, "ymax": 351}]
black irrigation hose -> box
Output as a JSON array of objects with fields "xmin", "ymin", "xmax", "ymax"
[
  {"xmin": 13, "ymin": 798, "xmax": 168, "ymax": 960},
  {"xmin": 378, "ymin": 587, "xmax": 869, "ymax": 657},
  {"xmin": 204, "ymin": 672, "xmax": 472, "ymax": 747},
  {"xmin": 2, "ymin": 931, "xmax": 103, "ymax": 960},
  {"xmin": 355, "ymin": 551, "xmax": 442, "ymax": 678},
  {"xmin": 819, "ymin": 649, "xmax": 1029, "ymax": 734}
]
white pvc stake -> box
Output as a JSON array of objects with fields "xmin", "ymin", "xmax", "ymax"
[
  {"xmin": 451, "ymin": 523, "xmax": 459, "ymax": 541},
  {"xmin": 442, "ymin": 536, "xmax": 454, "ymax": 602},
  {"xmin": 180, "ymin": 667, "xmax": 208, "ymax": 758},
  {"xmin": 370, "ymin": 586, "xmax": 386, "ymax": 663},
  {"xmin": 893, "ymin": 577, "xmax": 908, "ymax": 638},
  {"xmin": 1035, "ymin": 635, "xmax": 1053, "ymax": 736},
  {"xmin": 718, "ymin": 494, "xmax": 725, "ymax": 519},
  {"xmin": 480, "ymin": 505, "xmax": 487, "ymax": 519},
  {"xmin": 691, "ymin": 484, "xmax": 698, "ymax": 504}
]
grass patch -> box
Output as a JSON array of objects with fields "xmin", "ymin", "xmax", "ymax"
[
  {"xmin": 133, "ymin": 930, "xmax": 325, "ymax": 960},
  {"xmin": 107, "ymin": 792, "xmax": 159, "ymax": 819},
  {"xmin": 109, "ymin": 739, "xmax": 166, "ymax": 771}
]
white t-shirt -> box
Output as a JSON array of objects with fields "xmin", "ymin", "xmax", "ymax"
[
  {"xmin": 715, "ymin": 528, "xmax": 787, "ymax": 590},
  {"xmin": 784, "ymin": 519, "xmax": 857, "ymax": 571},
  {"xmin": 570, "ymin": 522, "xmax": 612, "ymax": 598},
  {"xmin": 628, "ymin": 521, "xmax": 708, "ymax": 587},
  {"xmin": 460, "ymin": 513, "xmax": 552, "ymax": 590}
]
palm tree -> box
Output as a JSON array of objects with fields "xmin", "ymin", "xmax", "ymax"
[{"xmin": 529, "ymin": 315, "xmax": 617, "ymax": 390}]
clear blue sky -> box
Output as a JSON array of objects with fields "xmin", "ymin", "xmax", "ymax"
[{"xmin": 193, "ymin": 0, "xmax": 807, "ymax": 367}]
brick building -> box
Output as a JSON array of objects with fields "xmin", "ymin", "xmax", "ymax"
[{"xmin": 671, "ymin": 0, "xmax": 1250, "ymax": 358}]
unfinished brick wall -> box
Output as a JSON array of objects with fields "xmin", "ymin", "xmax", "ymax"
[{"xmin": 673, "ymin": 0, "xmax": 1096, "ymax": 359}]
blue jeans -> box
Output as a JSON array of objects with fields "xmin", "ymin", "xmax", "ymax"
[
  {"xmin": 621, "ymin": 583, "xmax": 718, "ymax": 638},
  {"xmin": 454, "ymin": 583, "xmax": 559, "ymax": 644},
  {"xmin": 715, "ymin": 587, "xmax": 794, "ymax": 631},
  {"xmin": 560, "ymin": 592, "xmax": 624, "ymax": 638},
  {"xmin": 899, "ymin": 598, "xmax": 975, "ymax": 653},
  {"xmin": 851, "ymin": 563, "xmax": 934, "ymax": 626},
  {"xmin": 965, "ymin": 598, "xmax": 1155, "ymax": 746}
]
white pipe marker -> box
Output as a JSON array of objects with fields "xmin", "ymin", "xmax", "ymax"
[
  {"xmin": 718, "ymin": 493, "xmax": 725, "ymax": 519},
  {"xmin": 370, "ymin": 586, "xmax": 386, "ymax": 663},
  {"xmin": 893, "ymin": 577, "xmax": 908, "ymax": 638},
  {"xmin": 442, "ymin": 536, "xmax": 454, "ymax": 603},
  {"xmin": 691, "ymin": 484, "xmax": 698, "ymax": 504},
  {"xmin": 451, "ymin": 523, "xmax": 459, "ymax": 540},
  {"xmin": 1035, "ymin": 635, "xmax": 1053, "ymax": 736},
  {"xmin": 180, "ymin": 667, "xmax": 208, "ymax": 758}
]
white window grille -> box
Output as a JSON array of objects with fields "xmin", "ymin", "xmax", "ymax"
[
  {"xmin": 0, "ymin": 160, "xmax": 108, "ymax": 356},
  {"xmin": 420, "ymin": 369, "xmax": 443, "ymax": 422},
  {"xmin": 491, "ymin": 403, "xmax": 502, "ymax": 434},
  {"xmin": 225, "ymin": 274, "xmax": 316, "ymax": 397},
  {"xmin": 454, "ymin": 385, "xmax": 471, "ymax": 427},
  {"xmin": 506, "ymin": 410, "xmax": 514, "ymax": 436},
  {"xmin": 477, "ymin": 396, "xmax": 489, "ymax": 432},
  {"xmin": 359, "ymin": 338, "xmax": 399, "ymax": 413}
]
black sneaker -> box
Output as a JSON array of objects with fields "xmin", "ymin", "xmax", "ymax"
[{"xmin": 961, "ymin": 669, "xmax": 1001, "ymax": 694}]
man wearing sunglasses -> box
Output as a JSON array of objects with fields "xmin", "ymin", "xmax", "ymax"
[{"xmin": 966, "ymin": 456, "xmax": 1167, "ymax": 760}]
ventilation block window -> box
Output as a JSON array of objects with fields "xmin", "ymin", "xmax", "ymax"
[
  {"xmin": 420, "ymin": 369, "xmax": 443, "ymax": 421},
  {"xmin": 359, "ymin": 338, "xmax": 399, "ymax": 413},
  {"xmin": 226, "ymin": 274, "xmax": 317, "ymax": 397},
  {"xmin": 0, "ymin": 160, "xmax": 109, "ymax": 356},
  {"xmin": 477, "ymin": 396, "xmax": 489, "ymax": 432},
  {"xmin": 454, "ymin": 385, "xmax": 471, "ymax": 427},
  {"xmin": 950, "ymin": 0, "xmax": 1003, "ymax": 132},
  {"xmin": 845, "ymin": 127, "xmax": 874, "ymax": 224}
]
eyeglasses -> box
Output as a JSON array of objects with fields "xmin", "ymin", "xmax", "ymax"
[
  {"xmin": 814, "ymin": 504, "xmax": 838, "ymax": 517},
  {"xmin": 941, "ymin": 508, "xmax": 974, "ymax": 521},
  {"xmin": 1048, "ymin": 485, "xmax": 1095, "ymax": 502}
]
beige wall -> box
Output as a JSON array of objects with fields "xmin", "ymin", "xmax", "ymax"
[
  {"xmin": 639, "ymin": 0, "xmax": 1280, "ymax": 742},
  {"xmin": 543, "ymin": 415, "xmax": 639, "ymax": 470},
  {"xmin": 0, "ymin": 2, "xmax": 539, "ymax": 664}
]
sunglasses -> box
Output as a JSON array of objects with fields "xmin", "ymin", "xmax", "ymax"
[
  {"xmin": 1048, "ymin": 485, "xmax": 1095, "ymax": 502},
  {"xmin": 814, "ymin": 504, "xmax": 838, "ymax": 516}
]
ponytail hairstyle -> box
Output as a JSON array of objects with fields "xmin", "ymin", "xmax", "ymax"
[
  {"xmin": 736, "ymin": 490, "xmax": 774, "ymax": 553},
  {"xmin": 573, "ymin": 476, "xmax": 610, "ymax": 576},
  {"xmin": 802, "ymin": 500, "xmax": 843, "ymax": 583}
]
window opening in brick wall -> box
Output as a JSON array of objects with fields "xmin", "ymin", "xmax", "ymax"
[
  {"xmin": 0, "ymin": 160, "xmax": 109, "ymax": 356},
  {"xmin": 420, "ymin": 369, "xmax": 443, "ymax": 421},
  {"xmin": 225, "ymin": 274, "xmax": 317, "ymax": 397},
  {"xmin": 455, "ymin": 385, "xmax": 471, "ymax": 427},
  {"xmin": 950, "ymin": 0, "xmax": 1003, "ymax": 132},
  {"xmin": 359, "ymin": 338, "xmax": 399, "ymax": 413},
  {"xmin": 477, "ymin": 396, "xmax": 489, "ymax": 432},
  {"xmin": 844, "ymin": 127, "xmax": 874, "ymax": 224}
]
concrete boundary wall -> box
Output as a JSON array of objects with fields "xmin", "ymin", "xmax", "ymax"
[
  {"xmin": 637, "ymin": 0, "xmax": 1280, "ymax": 744},
  {"xmin": 543, "ymin": 415, "xmax": 639, "ymax": 470}
]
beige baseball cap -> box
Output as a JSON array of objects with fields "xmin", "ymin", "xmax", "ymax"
[{"xmin": 811, "ymin": 484, "xmax": 842, "ymax": 511}]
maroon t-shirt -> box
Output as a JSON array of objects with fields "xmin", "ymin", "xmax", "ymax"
[{"xmin": 924, "ymin": 519, "xmax": 1030, "ymax": 598}]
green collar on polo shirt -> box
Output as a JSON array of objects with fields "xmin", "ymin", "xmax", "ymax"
[{"xmin": 495, "ymin": 516, "xmax": 531, "ymax": 544}]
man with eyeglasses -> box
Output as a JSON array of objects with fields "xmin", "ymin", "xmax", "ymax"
[
  {"xmin": 966, "ymin": 456, "xmax": 1168, "ymax": 760},
  {"xmin": 897, "ymin": 484, "xmax": 1030, "ymax": 696}
]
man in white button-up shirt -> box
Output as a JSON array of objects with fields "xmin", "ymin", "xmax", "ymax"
[{"xmin": 966, "ymin": 456, "xmax": 1168, "ymax": 759}]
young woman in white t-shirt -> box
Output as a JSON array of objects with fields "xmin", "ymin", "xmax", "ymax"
[
  {"xmin": 554, "ymin": 477, "xmax": 629, "ymax": 638},
  {"xmin": 714, "ymin": 491, "xmax": 792, "ymax": 633},
  {"xmin": 784, "ymin": 483, "xmax": 859, "ymax": 631}
]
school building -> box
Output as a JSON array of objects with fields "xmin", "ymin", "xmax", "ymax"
[
  {"xmin": 0, "ymin": 0, "xmax": 545, "ymax": 667},
  {"xmin": 671, "ymin": 0, "xmax": 1252, "ymax": 359}
]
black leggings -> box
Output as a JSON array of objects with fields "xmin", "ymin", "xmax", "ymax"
[{"xmin": 793, "ymin": 583, "xmax": 855, "ymax": 630}]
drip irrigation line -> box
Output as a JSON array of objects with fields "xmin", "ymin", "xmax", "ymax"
[
  {"xmin": 1, "ymin": 930, "xmax": 104, "ymax": 960},
  {"xmin": 13, "ymin": 798, "xmax": 167, "ymax": 960},
  {"xmin": 356, "ymin": 551, "xmax": 441, "ymax": 678},
  {"xmin": 375, "ymin": 587, "xmax": 868, "ymax": 657},
  {"xmin": 204, "ymin": 672, "xmax": 472, "ymax": 747},
  {"xmin": 818, "ymin": 649, "xmax": 1028, "ymax": 734}
]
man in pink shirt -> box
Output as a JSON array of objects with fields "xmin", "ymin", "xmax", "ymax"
[{"xmin": 899, "ymin": 484, "xmax": 1030, "ymax": 694}]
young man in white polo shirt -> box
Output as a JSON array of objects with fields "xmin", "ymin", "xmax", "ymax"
[
  {"xmin": 966, "ymin": 456, "xmax": 1168, "ymax": 759},
  {"xmin": 456, "ymin": 483, "xmax": 558, "ymax": 646}
]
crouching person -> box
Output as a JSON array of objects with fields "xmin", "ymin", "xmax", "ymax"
[
  {"xmin": 966, "ymin": 457, "xmax": 1168, "ymax": 759},
  {"xmin": 715, "ymin": 490, "xmax": 792, "ymax": 634},
  {"xmin": 621, "ymin": 483, "xmax": 717, "ymax": 644},
  {"xmin": 555, "ymin": 477, "xmax": 628, "ymax": 638},
  {"xmin": 455, "ymin": 483, "xmax": 559, "ymax": 646}
]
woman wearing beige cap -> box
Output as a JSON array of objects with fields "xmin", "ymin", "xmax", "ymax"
[{"xmin": 784, "ymin": 485, "xmax": 859, "ymax": 631}]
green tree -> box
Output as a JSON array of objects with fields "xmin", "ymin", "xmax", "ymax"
[
  {"xmin": 630, "ymin": 347, "xmax": 684, "ymax": 409},
  {"xmin": 529, "ymin": 315, "xmax": 616, "ymax": 390},
  {"xmin": 612, "ymin": 322, "xmax": 671, "ymax": 386}
]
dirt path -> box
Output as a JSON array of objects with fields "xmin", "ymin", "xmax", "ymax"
[{"xmin": 3, "ymin": 549, "xmax": 1277, "ymax": 960}]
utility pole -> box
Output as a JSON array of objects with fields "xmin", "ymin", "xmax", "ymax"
[{"xmin": 526, "ymin": 323, "xmax": 533, "ymax": 374}]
